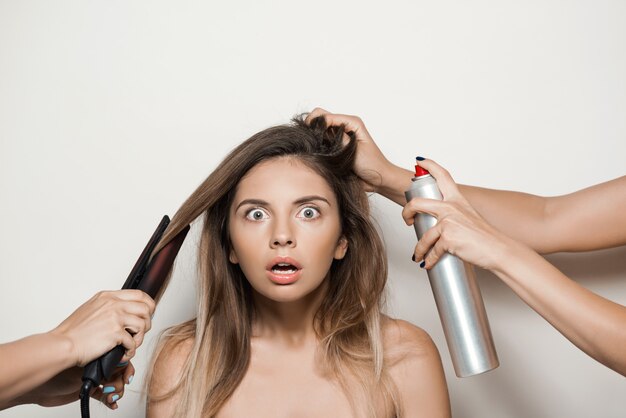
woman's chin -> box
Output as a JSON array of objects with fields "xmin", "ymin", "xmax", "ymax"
[{"xmin": 252, "ymin": 279, "xmax": 326, "ymax": 304}]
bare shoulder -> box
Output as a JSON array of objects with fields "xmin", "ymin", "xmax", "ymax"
[
  {"xmin": 146, "ymin": 336, "xmax": 194, "ymax": 418},
  {"xmin": 382, "ymin": 316, "xmax": 435, "ymax": 353},
  {"xmin": 381, "ymin": 317, "xmax": 442, "ymax": 375},
  {"xmin": 150, "ymin": 336, "xmax": 193, "ymax": 392},
  {"xmin": 382, "ymin": 316, "xmax": 451, "ymax": 418}
]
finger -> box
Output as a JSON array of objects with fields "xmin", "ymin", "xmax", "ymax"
[
  {"xmin": 122, "ymin": 361, "xmax": 136, "ymax": 385},
  {"xmin": 125, "ymin": 347, "xmax": 136, "ymax": 360},
  {"xmin": 99, "ymin": 371, "xmax": 127, "ymax": 407},
  {"xmin": 90, "ymin": 385, "xmax": 103, "ymax": 402},
  {"xmin": 119, "ymin": 313, "xmax": 146, "ymax": 336},
  {"xmin": 415, "ymin": 159, "xmax": 463, "ymax": 200},
  {"xmin": 306, "ymin": 109, "xmax": 359, "ymax": 147},
  {"xmin": 120, "ymin": 301, "xmax": 152, "ymax": 330},
  {"xmin": 115, "ymin": 290, "xmax": 156, "ymax": 316},
  {"xmin": 102, "ymin": 389, "xmax": 123, "ymax": 410},
  {"xmin": 118, "ymin": 329, "xmax": 137, "ymax": 358},
  {"xmin": 121, "ymin": 300, "xmax": 153, "ymax": 333},
  {"xmin": 413, "ymin": 225, "xmax": 442, "ymax": 263},
  {"xmin": 424, "ymin": 239, "xmax": 449, "ymax": 269},
  {"xmin": 119, "ymin": 343, "xmax": 137, "ymax": 363},
  {"xmin": 305, "ymin": 107, "xmax": 330, "ymax": 124},
  {"xmin": 90, "ymin": 386, "xmax": 118, "ymax": 410},
  {"xmin": 402, "ymin": 197, "xmax": 450, "ymax": 225},
  {"xmin": 306, "ymin": 108, "xmax": 368, "ymax": 136},
  {"xmin": 317, "ymin": 113, "xmax": 365, "ymax": 137},
  {"xmin": 132, "ymin": 330, "xmax": 146, "ymax": 351}
]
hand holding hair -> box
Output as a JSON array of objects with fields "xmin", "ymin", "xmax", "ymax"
[
  {"xmin": 0, "ymin": 289, "xmax": 155, "ymax": 410},
  {"xmin": 306, "ymin": 107, "xmax": 395, "ymax": 193},
  {"xmin": 306, "ymin": 108, "xmax": 421, "ymax": 206}
]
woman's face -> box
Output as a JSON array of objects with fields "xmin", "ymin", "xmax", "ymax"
[{"xmin": 228, "ymin": 157, "xmax": 348, "ymax": 303}]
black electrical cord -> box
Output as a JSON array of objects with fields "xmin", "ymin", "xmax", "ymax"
[{"xmin": 79, "ymin": 379, "xmax": 94, "ymax": 418}]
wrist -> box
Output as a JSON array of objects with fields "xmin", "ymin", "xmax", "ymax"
[
  {"xmin": 375, "ymin": 162, "xmax": 414, "ymax": 204},
  {"xmin": 489, "ymin": 233, "xmax": 535, "ymax": 277},
  {"xmin": 45, "ymin": 329, "xmax": 79, "ymax": 369}
]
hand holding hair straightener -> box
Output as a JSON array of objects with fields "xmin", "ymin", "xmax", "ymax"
[
  {"xmin": 1, "ymin": 216, "xmax": 189, "ymax": 413},
  {"xmin": 0, "ymin": 289, "xmax": 155, "ymax": 411}
]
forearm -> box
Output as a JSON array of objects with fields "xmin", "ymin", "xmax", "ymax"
[
  {"xmin": 374, "ymin": 164, "xmax": 551, "ymax": 251},
  {"xmin": 493, "ymin": 239, "xmax": 626, "ymax": 375},
  {"xmin": 0, "ymin": 332, "xmax": 76, "ymax": 408},
  {"xmin": 459, "ymin": 185, "xmax": 552, "ymax": 252},
  {"xmin": 461, "ymin": 177, "xmax": 626, "ymax": 252},
  {"xmin": 375, "ymin": 164, "xmax": 414, "ymax": 206}
]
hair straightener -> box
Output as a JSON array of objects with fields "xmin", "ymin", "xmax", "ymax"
[{"xmin": 79, "ymin": 216, "xmax": 190, "ymax": 418}]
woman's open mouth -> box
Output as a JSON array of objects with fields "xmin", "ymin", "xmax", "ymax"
[{"xmin": 266, "ymin": 257, "xmax": 302, "ymax": 285}]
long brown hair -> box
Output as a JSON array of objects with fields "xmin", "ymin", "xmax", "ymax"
[{"xmin": 145, "ymin": 115, "xmax": 399, "ymax": 417}]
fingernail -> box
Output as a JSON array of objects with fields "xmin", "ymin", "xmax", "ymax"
[
  {"xmin": 117, "ymin": 361, "xmax": 129, "ymax": 367},
  {"xmin": 128, "ymin": 375, "xmax": 134, "ymax": 385},
  {"xmin": 111, "ymin": 394, "xmax": 120, "ymax": 402},
  {"xmin": 103, "ymin": 386, "xmax": 115, "ymax": 394},
  {"xmin": 416, "ymin": 156, "xmax": 425, "ymax": 161},
  {"xmin": 411, "ymin": 254, "xmax": 415, "ymax": 262},
  {"xmin": 419, "ymin": 261, "xmax": 425, "ymax": 268}
]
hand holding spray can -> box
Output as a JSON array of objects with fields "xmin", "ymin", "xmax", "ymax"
[{"xmin": 405, "ymin": 159, "xmax": 499, "ymax": 377}]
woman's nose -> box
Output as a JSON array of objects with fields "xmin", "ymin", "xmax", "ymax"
[{"xmin": 270, "ymin": 220, "xmax": 296, "ymax": 248}]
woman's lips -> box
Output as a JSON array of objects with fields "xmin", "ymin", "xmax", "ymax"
[{"xmin": 266, "ymin": 256, "xmax": 302, "ymax": 285}]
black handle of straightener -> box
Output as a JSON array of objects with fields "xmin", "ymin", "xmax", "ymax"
[{"xmin": 82, "ymin": 345, "xmax": 126, "ymax": 385}]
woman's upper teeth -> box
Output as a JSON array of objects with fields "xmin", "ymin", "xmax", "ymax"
[{"xmin": 273, "ymin": 263, "xmax": 296, "ymax": 273}]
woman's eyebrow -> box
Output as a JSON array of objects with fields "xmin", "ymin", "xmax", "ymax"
[
  {"xmin": 293, "ymin": 195, "xmax": 331, "ymax": 206},
  {"xmin": 235, "ymin": 199, "xmax": 269, "ymax": 211}
]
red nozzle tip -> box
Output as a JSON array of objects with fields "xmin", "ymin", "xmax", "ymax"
[{"xmin": 414, "ymin": 165, "xmax": 430, "ymax": 177}]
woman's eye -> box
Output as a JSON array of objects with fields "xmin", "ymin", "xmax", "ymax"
[
  {"xmin": 298, "ymin": 207, "xmax": 320, "ymax": 220},
  {"xmin": 246, "ymin": 209, "xmax": 268, "ymax": 221}
]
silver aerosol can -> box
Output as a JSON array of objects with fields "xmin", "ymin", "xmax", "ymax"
[{"xmin": 405, "ymin": 161, "xmax": 499, "ymax": 377}]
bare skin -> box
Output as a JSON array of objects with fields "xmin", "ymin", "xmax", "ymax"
[
  {"xmin": 0, "ymin": 289, "xmax": 155, "ymax": 410},
  {"xmin": 147, "ymin": 158, "xmax": 450, "ymax": 417},
  {"xmin": 306, "ymin": 107, "xmax": 626, "ymax": 376},
  {"xmin": 148, "ymin": 318, "xmax": 449, "ymax": 418}
]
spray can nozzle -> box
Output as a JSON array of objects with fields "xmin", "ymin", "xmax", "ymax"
[{"xmin": 414, "ymin": 164, "xmax": 430, "ymax": 177}]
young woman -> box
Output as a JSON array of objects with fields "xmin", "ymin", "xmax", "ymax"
[
  {"xmin": 306, "ymin": 108, "xmax": 626, "ymax": 377},
  {"xmin": 145, "ymin": 116, "xmax": 450, "ymax": 417}
]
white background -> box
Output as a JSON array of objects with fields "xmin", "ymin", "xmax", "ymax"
[{"xmin": 1, "ymin": 1, "xmax": 625, "ymax": 417}]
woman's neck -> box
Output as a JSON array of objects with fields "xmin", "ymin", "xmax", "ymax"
[{"xmin": 251, "ymin": 279, "xmax": 328, "ymax": 347}]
